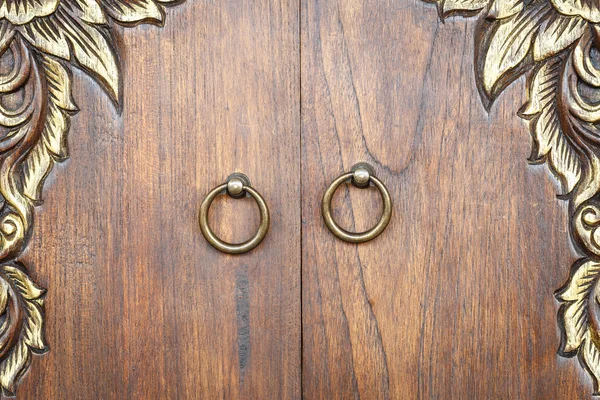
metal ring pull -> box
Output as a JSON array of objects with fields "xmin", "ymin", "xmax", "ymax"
[
  {"xmin": 199, "ymin": 173, "xmax": 270, "ymax": 254},
  {"xmin": 322, "ymin": 163, "xmax": 392, "ymax": 243}
]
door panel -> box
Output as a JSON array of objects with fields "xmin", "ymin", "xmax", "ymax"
[
  {"xmin": 301, "ymin": 0, "xmax": 589, "ymax": 398},
  {"xmin": 16, "ymin": 1, "xmax": 300, "ymax": 398}
]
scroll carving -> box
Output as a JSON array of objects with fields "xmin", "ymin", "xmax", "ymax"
[
  {"xmin": 0, "ymin": 0, "xmax": 177, "ymax": 395},
  {"xmin": 427, "ymin": 0, "xmax": 600, "ymax": 394}
]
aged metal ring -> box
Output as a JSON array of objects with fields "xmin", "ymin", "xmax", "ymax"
[
  {"xmin": 199, "ymin": 173, "xmax": 270, "ymax": 254},
  {"xmin": 322, "ymin": 163, "xmax": 392, "ymax": 243}
]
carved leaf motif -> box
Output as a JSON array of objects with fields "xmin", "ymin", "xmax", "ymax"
[
  {"xmin": 438, "ymin": 0, "xmax": 489, "ymax": 18},
  {"xmin": 520, "ymin": 56, "xmax": 582, "ymax": 193},
  {"xmin": 557, "ymin": 260, "xmax": 600, "ymax": 353},
  {"xmin": 488, "ymin": 0, "xmax": 523, "ymax": 19},
  {"xmin": 551, "ymin": 0, "xmax": 600, "ymax": 23},
  {"xmin": 101, "ymin": 0, "xmax": 180, "ymax": 26},
  {"xmin": 0, "ymin": 263, "xmax": 47, "ymax": 397},
  {"xmin": 22, "ymin": 55, "xmax": 76, "ymax": 202},
  {"xmin": 476, "ymin": 4, "xmax": 586, "ymax": 104},
  {"xmin": 19, "ymin": 6, "xmax": 120, "ymax": 102},
  {"xmin": 0, "ymin": 0, "xmax": 58, "ymax": 25},
  {"xmin": 103, "ymin": 0, "xmax": 166, "ymax": 25},
  {"xmin": 533, "ymin": 15, "xmax": 587, "ymax": 61},
  {"xmin": 583, "ymin": 331, "xmax": 600, "ymax": 394},
  {"xmin": 476, "ymin": 1, "xmax": 552, "ymax": 100}
]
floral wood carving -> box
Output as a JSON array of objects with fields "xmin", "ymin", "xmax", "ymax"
[
  {"xmin": 0, "ymin": 0, "xmax": 177, "ymax": 395},
  {"xmin": 428, "ymin": 0, "xmax": 600, "ymax": 394}
]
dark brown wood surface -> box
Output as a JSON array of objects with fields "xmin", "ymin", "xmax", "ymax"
[
  {"xmin": 301, "ymin": 0, "xmax": 591, "ymax": 399},
  {"xmin": 4, "ymin": 0, "xmax": 596, "ymax": 399},
  {"xmin": 14, "ymin": 1, "xmax": 301, "ymax": 399}
]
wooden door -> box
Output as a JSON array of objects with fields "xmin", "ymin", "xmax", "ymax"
[
  {"xmin": 2, "ymin": 0, "xmax": 599, "ymax": 398},
  {"xmin": 300, "ymin": 0, "xmax": 600, "ymax": 398},
  {"xmin": 1, "ymin": 1, "xmax": 301, "ymax": 398}
]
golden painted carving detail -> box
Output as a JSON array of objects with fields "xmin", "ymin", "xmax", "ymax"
[
  {"xmin": 428, "ymin": 0, "xmax": 600, "ymax": 394},
  {"xmin": 0, "ymin": 0, "xmax": 176, "ymax": 395}
]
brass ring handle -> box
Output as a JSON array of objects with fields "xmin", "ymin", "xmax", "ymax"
[
  {"xmin": 322, "ymin": 163, "xmax": 392, "ymax": 243},
  {"xmin": 199, "ymin": 173, "xmax": 270, "ymax": 254}
]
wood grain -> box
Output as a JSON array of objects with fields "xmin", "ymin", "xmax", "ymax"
[
  {"xmin": 3, "ymin": 0, "xmax": 596, "ymax": 398},
  {"xmin": 14, "ymin": 1, "xmax": 301, "ymax": 398},
  {"xmin": 302, "ymin": 0, "xmax": 592, "ymax": 398}
]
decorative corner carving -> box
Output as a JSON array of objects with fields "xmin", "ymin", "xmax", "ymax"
[
  {"xmin": 0, "ymin": 0, "xmax": 177, "ymax": 395},
  {"xmin": 428, "ymin": 0, "xmax": 600, "ymax": 394}
]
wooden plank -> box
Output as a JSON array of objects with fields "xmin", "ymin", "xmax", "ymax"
[
  {"xmin": 301, "ymin": 0, "xmax": 590, "ymax": 397},
  {"xmin": 17, "ymin": 0, "xmax": 301, "ymax": 398}
]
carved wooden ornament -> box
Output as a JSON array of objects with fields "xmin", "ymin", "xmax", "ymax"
[
  {"xmin": 428, "ymin": 0, "xmax": 600, "ymax": 394},
  {"xmin": 0, "ymin": 0, "xmax": 176, "ymax": 395}
]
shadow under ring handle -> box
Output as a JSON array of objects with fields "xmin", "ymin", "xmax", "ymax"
[
  {"xmin": 199, "ymin": 174, "xmax": 270, "ymax": 254},
  {"xmin": 322, "ymin": 164, "xmax": 392, "ymax": 243}
]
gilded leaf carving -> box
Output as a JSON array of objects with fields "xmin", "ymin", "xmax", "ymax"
[
  {"xmin": 428, "ymin": 0, "xmax": 600, "ymax": 394},
  {"xmin": 0, "ymin": 0, "xmax": 177, "ymax": 395}
]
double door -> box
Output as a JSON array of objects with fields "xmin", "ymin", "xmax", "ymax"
[{"xmin": 6, "ymin": 0, "xmax": 590, "ymax": 398}]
